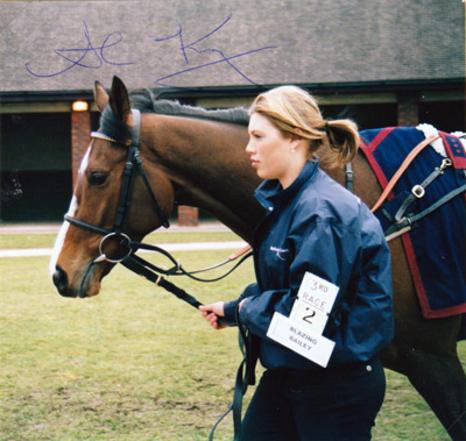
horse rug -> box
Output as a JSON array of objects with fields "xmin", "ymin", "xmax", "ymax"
[{"xmin": 359, "ymin": 126, "xmax": 466, "ymax": 322}]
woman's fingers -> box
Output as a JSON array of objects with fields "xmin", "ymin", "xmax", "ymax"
[
  {"xmin": 208, "ymin": 312, "xmax": 220, "ymax": 327},
  {"xmin": 199, "ymin": 303, "xmax": 226, "ymax": 329},
  {"xmin": 199, "ymin": 302, "xmax": 225, "ymax": 317},
  {"xmin": 199, "ymin": 304, "xmax": 215, "ymax": 315}
]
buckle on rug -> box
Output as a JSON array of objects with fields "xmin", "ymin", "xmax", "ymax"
[{"xmin": 411, "ymin": 185, "xmax": 425, "ymax": 198}]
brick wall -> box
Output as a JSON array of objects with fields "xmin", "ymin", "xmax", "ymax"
[
  {"xmin": 177, "ymin": 205, "xmax": 199, "ymax": 226},
  {"xmin": 71, "ymin": 110, "xmax": 91, "ymax": 188}
]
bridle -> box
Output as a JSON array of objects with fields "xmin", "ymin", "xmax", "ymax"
[
  {"xmin": 64, "ymin": 109, "xmax": 173, "ymax": 265},
  {"xmin": 64, "ymin": 109, "xmax": 252, "ymax": 286}
]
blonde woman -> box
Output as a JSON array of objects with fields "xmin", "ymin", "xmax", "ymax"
[{"xmin": 200, "ymin": 86, "xmax": 393, "ymax": 441}]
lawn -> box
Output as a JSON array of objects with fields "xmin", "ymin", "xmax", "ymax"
[
  {"xmin": 0, "ymin": 230, "xmax": 243, "ymax": 249},
  {"xmin": 1, "ymin": 231, "xmax": 463, "ymax": 440}
]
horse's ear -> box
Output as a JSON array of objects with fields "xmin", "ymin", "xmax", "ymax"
[
  {"xmin": 94, "ymin": 81, "xmax": 109, "ymax": 112},
  {"xmin": 109, "ymin": 76, "xmax": 131, "ymax": 124}
]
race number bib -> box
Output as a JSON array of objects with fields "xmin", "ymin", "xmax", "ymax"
[
  {"xmin": 289, "ymin": 271, "xmax": 339, "ymax": 334},
  {"xmin": 266, "ymin": 272, "xmax": 339, "ymax": 367}
]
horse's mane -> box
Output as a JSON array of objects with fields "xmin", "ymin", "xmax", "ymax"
[{"xmin": 129, "ymin": 89, "xmax": 250, "ymax": 127}]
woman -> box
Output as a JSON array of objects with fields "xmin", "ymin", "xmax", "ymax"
[{"xmin": 200, "ymin": 85, "xmax": 394, "ymax": 441}]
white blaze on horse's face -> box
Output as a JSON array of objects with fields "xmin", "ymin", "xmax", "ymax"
[{"xmin": 48, "ymin": 147, "xmax": 90, "ymax": 276}]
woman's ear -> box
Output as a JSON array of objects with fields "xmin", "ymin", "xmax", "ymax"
[{"xmin": 287, "ymin": 135, "xmax": 302, "ymax": 152}]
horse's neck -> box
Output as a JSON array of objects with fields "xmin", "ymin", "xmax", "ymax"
[
  {"xmin": 142, "ymin": 114, "xmax": 263, "ymax": 241},
  {"xmin": 142, "ymin": 114, "xmax": 380, "ymax": 241}
]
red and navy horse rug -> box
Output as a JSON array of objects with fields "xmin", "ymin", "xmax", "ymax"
[{"xmin": 359, "ymin": 127, "xmax": 466, "ymax": 324}]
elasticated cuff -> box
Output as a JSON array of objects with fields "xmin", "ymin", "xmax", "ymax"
[{"xmin": 223, "ymin": 299, "xmax": 241, "ymax": 326}]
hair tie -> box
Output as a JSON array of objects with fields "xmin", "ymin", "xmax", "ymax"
[{"xmin": 321, "ymin": 122, "xmax": 330, "ymax": 135}]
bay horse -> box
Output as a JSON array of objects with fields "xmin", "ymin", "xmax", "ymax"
[{"xmin": 50, "ymin": 76, "xmax": 466, "ymax": 440}]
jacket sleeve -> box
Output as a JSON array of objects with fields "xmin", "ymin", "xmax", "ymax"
[{"xmin": 330, "ymin": 212, "xmax": 394, "ymax": 363}]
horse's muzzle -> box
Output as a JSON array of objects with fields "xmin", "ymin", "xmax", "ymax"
[{"xmin": 52, "ymin": 265, "xmax": 76, "ymax": 297}]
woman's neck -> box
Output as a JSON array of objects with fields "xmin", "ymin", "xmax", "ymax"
[{"xmin": 279, "ymin": 155, "xmax": 308, "ymax": 189}]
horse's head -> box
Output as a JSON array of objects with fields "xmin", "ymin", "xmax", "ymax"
[{"xmin": 50, "ymin": 76, "xmax": 174, "ymax": 298}]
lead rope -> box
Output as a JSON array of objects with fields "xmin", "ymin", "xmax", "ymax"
[
  {"xmin": 122, "ymin": 256, "xmax": 203, "ymax": 308},
  {"xmin": 209, "ymin": 306, "xmax": 256, "ymax": 441}
]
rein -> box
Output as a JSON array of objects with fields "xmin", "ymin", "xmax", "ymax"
[{"xmin": 65, "ymin": 109, "xmax": 252, "ymax": 298}]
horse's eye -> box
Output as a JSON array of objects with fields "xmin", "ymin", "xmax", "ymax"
[{"xmin": 88, "ymin": 171, "xmax": 108, "ymax": 186}]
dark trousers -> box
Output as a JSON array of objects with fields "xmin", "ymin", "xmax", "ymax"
[{"xmin": 240, "ymin": 359, "xmax": 385, "ymax": 441}]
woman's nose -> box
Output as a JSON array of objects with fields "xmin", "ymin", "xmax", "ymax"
[{"xmin": 245, "ymin": 141, "xmax": 254, "ymax": 154}]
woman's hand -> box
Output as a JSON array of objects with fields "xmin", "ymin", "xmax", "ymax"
[{"xmin": 199, "ymin": 301, "xmax": 226, "ymax": 330}]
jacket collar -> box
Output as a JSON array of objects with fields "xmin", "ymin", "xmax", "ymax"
[{"xmin": 255, "ymin": 160, "xmax": 319, "ymax": 212}]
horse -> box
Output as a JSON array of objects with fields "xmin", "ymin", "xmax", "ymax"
[{"xmin": 50, "ymin": 76, "xmax": 466, "ymax": 440}]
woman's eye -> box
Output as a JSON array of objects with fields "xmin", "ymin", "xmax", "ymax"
[{"xmin": 88, "ymin": 172, "xmax": 108, "ymax": 186}]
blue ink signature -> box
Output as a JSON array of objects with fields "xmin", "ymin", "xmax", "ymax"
[
  {"xmin": 151, "ymin": 15, "xmax": 277, "ymax": 86},
  {"xmin": 25, "ymin": 21, "xmax": 135, "ymax": 78}
]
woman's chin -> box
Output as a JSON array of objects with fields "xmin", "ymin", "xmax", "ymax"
[{"xmin": 256, "ymin": 169, "xmax": 268, "ymax": 180}]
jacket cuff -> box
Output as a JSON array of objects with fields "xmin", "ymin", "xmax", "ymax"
[
  {"xmin": 223, "ymin": 299, "xmax": 241, "ymax": 326},
  {"xmin": 224, "ymin": 284, "xmax": 261, "ymax": 326}
]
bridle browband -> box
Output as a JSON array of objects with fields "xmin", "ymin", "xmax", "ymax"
[{"xmin": 64, "ymin": 108, "xmax": 252, "ymax": 285}]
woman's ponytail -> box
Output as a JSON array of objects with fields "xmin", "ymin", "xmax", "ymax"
[{"xmin": 321, "ymin": 119, "xmax": 359, "ymax": 168}]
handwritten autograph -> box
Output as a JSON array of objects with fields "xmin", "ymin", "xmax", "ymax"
[
  {"xmin": 25, "ymin": 16, "xmax": 277, "ymax": 86},
  {"xmin": 25, "ymin": 21, "xmax": 135, "ymax": 78},
  {"xmin": 151, "ymin": 14, "xmax": 277, "ymax": 86}
]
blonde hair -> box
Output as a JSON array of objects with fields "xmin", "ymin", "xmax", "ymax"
[{"xmin": 249, "ymin": 85, "xmax": 359, "ymax": 167}]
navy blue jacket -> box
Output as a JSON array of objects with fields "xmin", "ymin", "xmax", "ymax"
[{"xmin": 224, "ymin": 160, "xmax": 394, "ymax": 370}]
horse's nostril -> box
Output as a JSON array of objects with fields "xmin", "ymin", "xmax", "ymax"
[{"xmin": 52, "ymin": 266, "xmax": 71, "ymax": 296}]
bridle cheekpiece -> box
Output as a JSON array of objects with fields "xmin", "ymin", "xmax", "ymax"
[{"xmin": 65, "ymin": 109, "xmax": 171, "ymax": 265}]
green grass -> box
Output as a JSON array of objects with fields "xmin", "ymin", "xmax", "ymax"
[
  {"xmin": 0, "ymin": 231, "xmax": 242, "ymax": 250},
  {"xmin": 1, "ymin": 232, "xmax": 464, "ymax": 440}
]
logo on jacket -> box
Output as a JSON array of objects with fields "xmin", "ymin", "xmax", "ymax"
[{"xmin": 270, "ymin": 246, "xmax": 290, "ymax": 261}]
